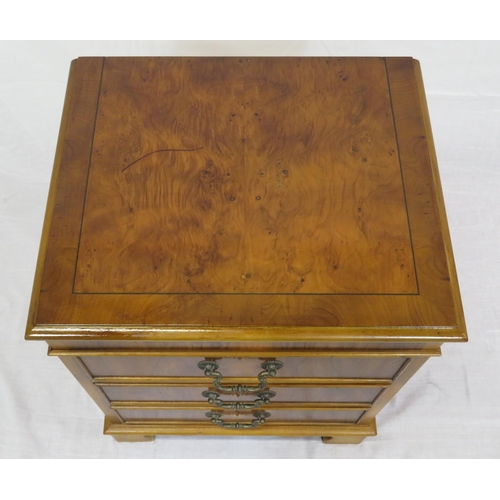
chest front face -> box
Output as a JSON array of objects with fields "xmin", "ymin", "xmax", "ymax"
[{"xmin": 26, "ymin": 57, "xmax": 466, "ymax": 443}]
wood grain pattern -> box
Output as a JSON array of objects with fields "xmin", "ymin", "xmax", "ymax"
[
  {"xmin": 78, "ymin": 355, "xmax": 408, "ymax": 378},
  {"xmin": 74, "ymin": 57, "xmax": 415, "ymax": 295},
  {"xmin": 27, "ymin": 56, "xmax": 467, "ymax": 337}
]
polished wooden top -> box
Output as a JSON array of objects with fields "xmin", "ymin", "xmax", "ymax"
[
  {"xmin": 76, "ymin": 57, "xmax": 415, "ymax": 295},
  {"xmin": 27, "ymin": 57, "xmax": 466, "ymax": 341}
]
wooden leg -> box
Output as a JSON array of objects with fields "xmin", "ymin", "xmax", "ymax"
[
  {"xmin": 321, "ymin": 435, "xmax": 367, "ymax": 444},
  {"xmin": 111, "ymin": 434, "xmax": 155, "ymax": 443},
  {"xmin": 104, "ymin": 417, "xmax": 154, "ymax": 442},
  {"xmin": 322, "ymin": 418, "xmax": 376, "ymax": 443}
]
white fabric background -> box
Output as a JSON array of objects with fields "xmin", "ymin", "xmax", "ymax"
[{"xmin": 1, "ymin": 40, "xmax": 499, "ymax": 458}]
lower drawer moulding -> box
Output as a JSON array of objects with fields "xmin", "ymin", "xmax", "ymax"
[
  {"xmin": 115, "ymin": 409, "xmax": 365, "ymax": 423},
  {"xmin": 104, "ymin": 417, "xmax": 378, "ymax": 438}
]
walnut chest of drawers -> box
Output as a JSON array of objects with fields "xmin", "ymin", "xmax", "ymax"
[{"xmin": 26, "ymin": 56, "xmax": 467, "ymax": 443}]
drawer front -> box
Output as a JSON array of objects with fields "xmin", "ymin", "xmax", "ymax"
[
  {"xmin": 81, "ymin": 356, "xmax": 407, "ymax": 379},
  {"xmin": 84, "ymin": 354, "xmax": 405, "ymax": 428},
  {"xmin": 101, "ymin": 385, "xmax": 383, "ymax": 404},
  {"xmin": 116, "ymin": 408, "xmax": 365, "ymax": 424}
]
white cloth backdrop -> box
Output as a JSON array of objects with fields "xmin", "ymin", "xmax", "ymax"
[{"xmin": 1, "ymin": 40, "xmax": 498, "ymax": 458}]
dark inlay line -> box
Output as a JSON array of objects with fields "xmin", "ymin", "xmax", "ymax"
[
  {"xmin": 72, "ymin": 58, "xmax": 105, "ymax": 294},
  {"xmin": 383, "ymin": 57, "xmax": 420, "ymax": 295}
]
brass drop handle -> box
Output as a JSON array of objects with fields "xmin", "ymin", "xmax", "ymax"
[
  {"xmin": 205, "ymin": 411, "xmax": 271, "ymax": 429},
  {"xmin": 197, "ymin": 359, "xmax": 284, "ymax": 395},
  {"xmin": 202, "ymin": 390, "xmax": 276, "ymax": 409}
]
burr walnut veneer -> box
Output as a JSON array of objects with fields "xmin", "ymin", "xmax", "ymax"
[{"xmin": 26, "ymin": 56, "xmax": 467, "ymax": 443}]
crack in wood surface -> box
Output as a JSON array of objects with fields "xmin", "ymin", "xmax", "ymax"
[{"xmin": 122, "ymin": 147, "xmax": 204, "ymax": 172}]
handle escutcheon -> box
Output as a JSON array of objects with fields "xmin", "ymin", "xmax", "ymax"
[
  {"xmin": 202, "ymin": 390, "xmax": 276, "ymax": 410},
  {"xmin": 197, "ymin": 359, "xmax": 284, "ymax": 395}
]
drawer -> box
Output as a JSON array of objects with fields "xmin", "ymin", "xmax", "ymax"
[
  {"xmin": 101, "ymin": 385, "xmax": 384, "ymax": 404},
  {"xmin": 81, "ymin": 356, "xmax": 407, "ymax": 379},
  {"xmin": 116, "ymin": 408, "xmax": 365, "ymax": 424}
]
